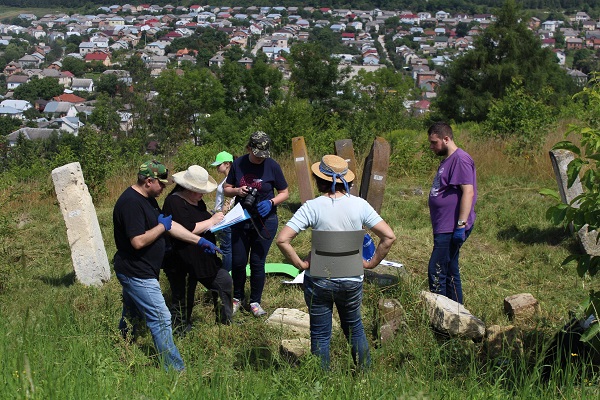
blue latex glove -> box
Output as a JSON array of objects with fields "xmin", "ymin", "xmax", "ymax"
[
  {"xmin": 158, "ymin": 214, "xmax": 172, "ymax": 231},
  {"xmin": 197, "ymin": 237, "xmax": 222, "ymax": 254},
  {"xmin": 452, "ymin": 227, "xmax": 466, "ymax": 245},
  {"xmin": 257, "ymin": 200, "xmax": 273, "ymax": 217}
]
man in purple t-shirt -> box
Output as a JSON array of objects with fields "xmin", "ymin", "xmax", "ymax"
[{"xmin": 427, "ymin": 122, "xmax": 477, "ymax": 304}]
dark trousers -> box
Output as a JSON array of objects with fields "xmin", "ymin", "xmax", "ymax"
[
  {"xmin": 166, "ymin": 267, "xmax": 233, "ymax": 326},
  {"xmin": 231, "ymin": 213, "xmax": 278, "ymax": 304}
]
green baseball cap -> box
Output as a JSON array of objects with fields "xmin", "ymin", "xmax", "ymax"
[
  {"xmin": 211, "ymin": 151, "xmax": 234, "ymax": 166},
  {"xmin": 139, "ymin": 160, "xmax": 172, "ymax": 184}
]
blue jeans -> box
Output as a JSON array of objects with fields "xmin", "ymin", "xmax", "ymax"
[
  {"xmin": 116, "ymin": 273, "xmax": 185, "ymax": 371},
  {"xmin": 231, "ymin": 213, "xmax": 278, "ymax": 304},
  {"xmin": 303, "ymin": 275, "xmax": 371, "ymax": 370},
  {"xmin": 427, "ymin": 228, "xmax": 472, "ymax": 304},
  {"xmin": 216, "ymin": 226, "xmax": 232, "ymax": 273}
]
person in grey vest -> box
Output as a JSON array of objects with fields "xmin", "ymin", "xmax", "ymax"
[{"xmin": 277, "ymin": 155, "xmax": 396, "ymax": 370}]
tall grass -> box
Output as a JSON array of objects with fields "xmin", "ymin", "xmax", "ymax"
[{"xmin": 0, "ymin": 125, "xmax": 599, "ymax": 398}]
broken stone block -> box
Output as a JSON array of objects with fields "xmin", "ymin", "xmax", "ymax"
[
  {"xmin": 420, "ymin": 291, "xmax": 486, "ymax": 341},
  {"xmin": 504, "ymin": 293, "xmax": 540, "ymax": 325},
  {"xmin": 280, "ymin": 338, "xmax": 311, "ymax": 365},
  {"xmin": 484, "ymin": 325, "xmax": 523, "ymax": 359},
  {"xmin": 378, "ymin": 298, "xmax": 406, "ymax": 345},
  {"xmin": 266, "ymin": 308, "xmax": 311, "ymax": 336},
  {"xmin": 51, "ymin": 162, "xmax": 110, "ymax": 286}
]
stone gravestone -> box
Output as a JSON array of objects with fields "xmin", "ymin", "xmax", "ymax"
[
  {"xmin": 292, "ymin": 136, "xmax": 314, "ymax": 204},
  {"xmin": 421, "ymin": 291, "xmax": 486, "ymax": 340},
  {"xmin": 51, "ymin": 162, "xmax": 110, "ymax": 286},
  {"xmin": 549, "ymin": 149, "xmax": 600, "ymax": 256}
]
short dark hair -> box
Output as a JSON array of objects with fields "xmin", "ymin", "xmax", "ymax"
[
  {"xmin": 428, "ymin": 122, "xmax": 453, "ymax": 140},
  {"xmin": 314, "ymin": 175, "xmax": 352, "ymax": 194}
]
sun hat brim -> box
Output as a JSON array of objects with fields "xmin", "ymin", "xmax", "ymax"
[{"xmin": 172, "ymin": 170, "xmax": 218, "ymax": 194}]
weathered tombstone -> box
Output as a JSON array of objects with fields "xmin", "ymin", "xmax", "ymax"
[
  {"xmin": 421, "ymin": 291, "xmax": 486, "ymax": 340},
  {"xmin": 292, "ymin": 136, "xmax": 314, "ymax": 204},
  {"xmin": 549, "ymin": 149, "xmax": 600, "ymax": 255},
  {"xmin": 484, "ymin": 325, "xmax": 523, "ymax": 359},
  {"xmin": 378, "ymin": 298, "xmax": 406, "ymax": 345},
  {"xmin": 334, "ymin": 139, "xmax": 359, "ymax": 196},
  {"xmin": 51, "ymin": 162, "xmax": 110, "ymax": 286},
  {"xmin": 359, "ymin": 137, "xmax": 391, "ymax": 214},
  {"xmin": 280, "ymin": 338, "xmax": 311, "ymax": 365},
  {"xmin": 504, "ymin": 293, "xmax": 540, "ymax": 325}
]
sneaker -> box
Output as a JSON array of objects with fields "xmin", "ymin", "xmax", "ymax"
[
  {"xmin": 249, "ymin": 302, "xmax": 267, "ymax": 317},
  {"xmin": 233, "ymin": 298, "xmax": 241, "ymax": 315}
]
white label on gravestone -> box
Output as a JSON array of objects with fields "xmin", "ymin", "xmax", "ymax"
[
  {"xmin": 68, "ymin": 210, "xmax": 81, "ymax": 218},
  {"xmin": 295, "ymin": 157, "xmax": 304, "ymax": 162},
  {"xmin": 374, "ymin": 175, "xmax": 383, "ymax": 181}
]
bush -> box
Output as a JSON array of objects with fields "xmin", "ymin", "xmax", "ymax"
[{"xmin": 384, "ymin": 129, "xmax": 437, "ymax": 176}]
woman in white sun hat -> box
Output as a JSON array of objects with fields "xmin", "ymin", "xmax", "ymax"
[{"xmin": 163, "ymin": 165, "xmax": 233, "ymax": 332}]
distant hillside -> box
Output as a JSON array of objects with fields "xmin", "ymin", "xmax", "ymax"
[{"xmin": 2, "ymin": 0, "xmax": 600, "ymax": 15}]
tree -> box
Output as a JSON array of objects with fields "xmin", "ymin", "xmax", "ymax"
[
  {"xmin": 88, "ymin": 93, "xmax": 121, "ymax": 137},
  {"xmin": 95, "ymin": 73, "xmax": 126, "ymax": 97},
  {"xmin": 122, "ymin": 54, "xmax": 150, "ymax": 84},
  {"xmin": 61, "ymin": 56, "xmax": 86, "ymax": 77},
  {"xmin": 289, "ymin": 42, "xmax": 353, "ymax": 112},
  {"xmin": 13, "ymin": 77, "xmax": 63, "ymax": 102},
  {"xmin": 434, "ymin": 0, "xmax": 577, "ymax": 122}
]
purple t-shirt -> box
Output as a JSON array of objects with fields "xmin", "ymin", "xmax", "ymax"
[{"xmin": 428, "ymin": 148, "xmax": 477, "ymax": 234}]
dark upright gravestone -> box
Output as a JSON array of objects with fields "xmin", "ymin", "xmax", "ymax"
[
  {"xmin": 334, "ymin": 139, "xmax": 359, "ymax": 196},
  {"xmin": 292, "ymin": 136, "xmax": 314, "ymax": 204},
  {"xmin": 359, "ymin": 137, "xmax": 390, "ymax": 214}
]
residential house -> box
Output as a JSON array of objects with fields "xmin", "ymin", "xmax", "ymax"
[
  {"xmin": 0, "ymin": 100, "xmax": 32, "ymax": 114},
  {"xmin": 145, "ymin": 41, "xmax": 168, "ymax": 56},
  {"xmin": 84, "ymin": 52, "xmax": 112, "ymax": 66},
  {"xmin": 6, "ymin": 128, "xmax": 58, "ymax": 146},
  {"xmin": 43, "ymin": 101, "xmax": 76, "ymax": 116},
  {"xmin": 209, "ymin": 52, "xmax": 225, "ymax": 67},
  {"xmin": 71, "ymin": 78, "xmax": 94, "ymax": 92},
  {"xmin": 4, "ymin": 61, "xmax": 22, "ymax": 75},
  {"xmin": 53, "ymin": 93, "xmax": 86, "ymax": 103},
  {"xmin": 0, "ymin": 105, "xmax": 24, "ymax": 119},
  {"xmin": 566, "ymin": 37, "xmax": 584, "ymax": 50},
  {"xmin": 6, "ymin": 75, "xmax": 28, "ymax": 90},
  {"xmin": 18, "ymin": 54, "xmax": 43, "ymax": 68}
]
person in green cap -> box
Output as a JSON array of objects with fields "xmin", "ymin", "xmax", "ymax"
[
  {"xmin": 112, "ymin": 160, "xmax": 217, "ymax": 371},
  {"xmin": 211, "ymin": 151, "xmax": 234, "ymax": 272}
]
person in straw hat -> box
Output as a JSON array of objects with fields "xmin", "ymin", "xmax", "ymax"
[
  {"xmin": 163, "ymin": 165, "xmax": 233, "ymax": 331},
  {"xmin": 277, "ymin": 155, "xmax": 396, "ymax": 370}
]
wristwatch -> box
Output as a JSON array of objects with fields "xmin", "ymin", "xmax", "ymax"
[{"xmin": 457, "ymin": 220, "xmax": 466, "ymax": 227}]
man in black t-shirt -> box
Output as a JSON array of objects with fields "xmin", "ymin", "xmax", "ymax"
[{"xmin": 113, "ymin": 160, "xmax": 216, "ymax": 371}]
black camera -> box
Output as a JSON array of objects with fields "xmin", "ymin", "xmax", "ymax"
[{"xmin": 242, "ymin": 187, "xmax": 259, "ymax": 210}]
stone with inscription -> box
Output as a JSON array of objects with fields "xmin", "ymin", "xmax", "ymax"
[{"xmin": 51, "ymin": 162, "xmax": 110, "ymax": 286}]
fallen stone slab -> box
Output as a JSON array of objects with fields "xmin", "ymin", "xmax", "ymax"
[
  {"xmin": 266, "ymin": 308, "xmax": 311, "ymax": 336},
  {"xmin": 421, "ymin": 291, "xmax": 486, "ymax": 341}
]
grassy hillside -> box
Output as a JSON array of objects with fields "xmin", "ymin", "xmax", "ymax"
[{"xmin": 0, "ymin": 125, "xmax": 598, "ymax": 398}]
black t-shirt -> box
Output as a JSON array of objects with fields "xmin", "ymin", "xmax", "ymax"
[
  {"xmin": 225, "ymin": 154, "xmax": 288, "ymax": 215},
  {"xmin": 162, "ymin": 194, "xmax": 220, "ymax": 279},
  {"xmin": 113, "ymin": 186, "xmax": 165, "ymax": 279}
]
